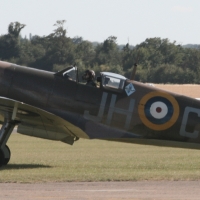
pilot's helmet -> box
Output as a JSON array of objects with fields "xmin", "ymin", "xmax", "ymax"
[{"xmin": 82, "ymin": 70, "xmax": 95, "ymax": 81}]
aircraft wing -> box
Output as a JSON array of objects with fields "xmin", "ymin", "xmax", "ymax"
[{"xmin": 0, "ymin": 97, "xmax": 89, "ymax": 145}]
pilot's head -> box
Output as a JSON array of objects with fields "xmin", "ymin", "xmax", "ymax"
[{"xmin": 82, "ymin": 70, "xmax": 95, "ymax": 81}]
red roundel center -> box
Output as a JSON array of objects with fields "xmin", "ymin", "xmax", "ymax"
[{"xmin": 156, "ymin": 107, "xmax": 162, "ymax": 113}]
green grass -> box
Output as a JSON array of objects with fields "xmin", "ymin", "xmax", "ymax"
[{"xmin": 1, "ymin": 133, "xmax": 200, "ymax": 183}]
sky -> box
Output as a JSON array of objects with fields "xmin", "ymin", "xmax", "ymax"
[{"xmin": 1, "ymin": 0, "xmax": 200, "ymax": 46}]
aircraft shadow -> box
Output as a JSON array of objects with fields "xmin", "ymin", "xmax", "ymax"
[{"xmin": 1, "ymin": 164, "xmax": 51, "ymax": 170}]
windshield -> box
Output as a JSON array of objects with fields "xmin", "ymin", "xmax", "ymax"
[{"xmin": 63, "ymin": 67, "xmax": 77, "ymax": 81}]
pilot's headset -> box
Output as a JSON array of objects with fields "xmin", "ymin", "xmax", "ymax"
[{"xmin": 82, "ymin": 70, "xmax": 95, "ymax": 81}]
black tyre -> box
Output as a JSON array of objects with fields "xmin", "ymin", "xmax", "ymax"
[
  {"xmin": 0, "ymin": 149, "xmax": 5, "ymax": 167},
  {"xmin": 0, "ymin": 145, "xmax": 11, "ymax": 166},
  {"xmin": 4, "ymin": 145, "xmax": 11, "ymax": 165}
]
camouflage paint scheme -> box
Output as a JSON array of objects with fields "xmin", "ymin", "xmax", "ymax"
[{"xmin": 0, "ymin": 60, "xmax": 200, "ymax": 165}]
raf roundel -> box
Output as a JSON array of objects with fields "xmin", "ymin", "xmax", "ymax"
[{"xmin": 138, "ymin": 91, "xmax": 179, "ymax": 131}]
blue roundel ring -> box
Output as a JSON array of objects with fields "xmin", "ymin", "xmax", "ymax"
[
  {"xmin": 145, "ymin": 97, "xmax": 173, "ymax": 125},
  {"xmin": 138, "ymin": 91, "xmax": 179, "ymax": 131}
]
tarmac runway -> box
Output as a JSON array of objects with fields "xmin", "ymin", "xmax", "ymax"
[{"xmin": 1, "ymin": 181, "xmax": 200, "ymax": 200}]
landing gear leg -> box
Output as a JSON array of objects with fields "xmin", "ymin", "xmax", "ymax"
[{"xmin": 0, "ymin": 119, "xmax": 16, "ymax": 167}]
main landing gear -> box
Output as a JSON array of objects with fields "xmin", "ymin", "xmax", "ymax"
[{"xmin": 0, "ymin": 120, "xmax": 16, "ymax": 167}]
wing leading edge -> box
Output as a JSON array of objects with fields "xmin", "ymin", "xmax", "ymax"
[{"xmin": 0, "ymin": 97, "xmax": 89, "ymax": 145}]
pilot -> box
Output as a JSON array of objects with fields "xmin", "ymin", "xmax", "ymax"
[{"xmin": 82, "ymin": 70, "xmax": 97, "ymax": 87}]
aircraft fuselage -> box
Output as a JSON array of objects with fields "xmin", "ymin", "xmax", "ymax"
[{"xmin": 0, "ymin": 61, "xmax": 200, "ymax": 146}]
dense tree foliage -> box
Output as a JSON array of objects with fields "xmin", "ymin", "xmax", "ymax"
[{"xmin": 1, "ymin": 21, "xmax": 200, "ymax": 83}]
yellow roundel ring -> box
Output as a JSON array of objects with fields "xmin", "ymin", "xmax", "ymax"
[{"xmin": 138, "ymin": 91, "xmax": 179, "ymax": 131}]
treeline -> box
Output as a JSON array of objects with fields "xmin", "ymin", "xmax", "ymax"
[{"xmin": 1, "ymin": 21, "xmax": 200, "ymax": 83}]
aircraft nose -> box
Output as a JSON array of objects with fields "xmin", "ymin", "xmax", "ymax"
[
  {"xmin": 0, "ymin": 60, "xmax": 13, "ymax": 68},
  {"xmin": 0, "ymin": 61, "xmax": 15, "ymax": 96}
]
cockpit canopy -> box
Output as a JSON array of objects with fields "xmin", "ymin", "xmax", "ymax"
[
  {"xmin": 56, "ymin": 67, "xmax": 127, "ymax": 92},
  {"xmin": 98, "ymin": 72, "xmax": 127, "ymax": 92}
]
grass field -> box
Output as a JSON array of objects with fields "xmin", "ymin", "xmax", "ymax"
[
  {"xmin": 1, "ymin": 133, "xmax": 200, "ymax": 183},
  {"xmin": 1, "ymin": 84, "xmax": 200, "ymax": 183},
  {"xmin": 154, "ymin": 84, "xmax": 200, "ymax": 98}
]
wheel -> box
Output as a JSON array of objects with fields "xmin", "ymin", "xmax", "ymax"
[
  {"xmin": 0, "ymin": 145, "xmax": 11, "ymax": 166},
  {"xmin": 3, "ymin": 145, "xmax": 11, "ymax": 165},
  {"xmin": 0, "ymin": 149, "xmax": 5, "ymax": 167}
]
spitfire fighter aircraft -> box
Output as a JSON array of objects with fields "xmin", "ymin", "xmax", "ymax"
[{"xmin": 0, "ymin": 60, "xmax": 200, "ymax": 166}]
